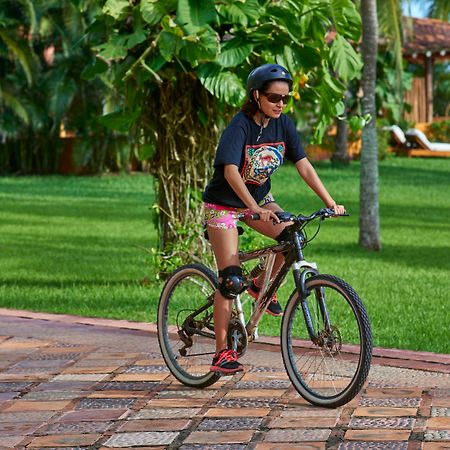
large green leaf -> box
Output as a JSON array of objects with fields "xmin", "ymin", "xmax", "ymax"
[
  {"xmin": 102, "ymin": 0, "xmax": 130, "ymax": 20},
  {"xmin": 94, "ymin": 34, "xmax": 128, "ymax": 60},
  {"xmin": 158, "ymin": 30, "xmax": 185, "ymax": 61},
  {"xmin": 98, "ymin": 109, "xmax": 141, "ymax": 132},
  {"xmin": 330, "ymin": 34, "xmax": 362, "ymax": 81},
  {"xmin": 197, "ymin": 63, "xmax": 245, "ymax": 106},
  {"xmin": 217, "ymin": 0, "xmax": 262, "ymax": 27},
  {"xmin": 81, "ymin": 58, "xmax": 109, "ymax": 80},
  {"xmin": 330, "ymin": 0, "xmax": 361, "ymax": 41},
  {"xmin": 180, "ymin": 28, "xmax": 218, "ymax": 66},
  {"xmin": 216, "ymin": 37, "xmax": 253, "ymax": 68},
  {"xmin": 141, "ymin": 0, "xmax": 177, "ymax": 26},
  {"xmin": 176, "ymin": 0, "xmax": 217, "ymax": 33}
]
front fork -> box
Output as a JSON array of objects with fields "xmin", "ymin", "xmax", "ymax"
[{"xmin": 293, "ymin": 261, "xmax": 331, "ymax": 343}]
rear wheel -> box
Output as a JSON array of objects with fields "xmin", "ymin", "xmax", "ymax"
[
  {"xmin": 281, "ymin": 274, "xmax": 372, "ymax": 407},
  {"xmin": 157, "ymin": 264, "xmax": 220, "ymax": 388}
]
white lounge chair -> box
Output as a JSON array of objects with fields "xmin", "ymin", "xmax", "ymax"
[{"xmin": 405, "ymin": 128, "xmax": 450, "ymax": 152}]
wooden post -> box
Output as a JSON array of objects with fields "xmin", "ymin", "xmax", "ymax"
[{"xmin": 425, "ymin": 54, "xmax": 433, "ymax": 122}]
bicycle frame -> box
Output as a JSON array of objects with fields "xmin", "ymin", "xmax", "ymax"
[{"xmin": 236, "ymin": 225, "xmax": 327, "ymax": 344}]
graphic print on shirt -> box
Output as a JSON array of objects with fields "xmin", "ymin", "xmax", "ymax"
[{"xmin": 241, "ymin": 142, "xmax": 285, "ymax": 185}]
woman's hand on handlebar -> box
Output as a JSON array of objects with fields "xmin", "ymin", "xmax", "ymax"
[
  {"xmin": 251, "ymin": 206, "xmax": 280, "ymax": 223},
  {"xmin": 328, "ymin": 201, "xmax": 346, "ymax": 216}
]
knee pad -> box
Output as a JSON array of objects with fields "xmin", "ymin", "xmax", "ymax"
[
  {"xmin": 218, "ymin": 266, "xmax": 247, "ymax": 300},
  {"xmin": 275, "ymin": 228, "xmax": 290, "ymax": 243}
]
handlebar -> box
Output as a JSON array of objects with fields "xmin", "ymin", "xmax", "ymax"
[{"xmin": 242, "ymin": 208, "xmax": 349, "ymax": 224}]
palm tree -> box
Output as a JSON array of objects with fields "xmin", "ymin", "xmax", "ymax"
[{"xmin": 359, "ymin": 0, "xmax": 381, "ymax": 250}]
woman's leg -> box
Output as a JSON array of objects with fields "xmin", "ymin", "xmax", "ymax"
[
  {"xmin": 206, "ymin": 226, "xmax": 240, "ymax": 353},
  {"xmin": 245, "ymin": 202, "xmax": 288, "ymax": 281}
]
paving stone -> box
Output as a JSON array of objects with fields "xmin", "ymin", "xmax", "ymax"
[
  {"xmin": 0, "ymin": 381, "xmax": 32, "ymax": 392},
  {"xmin": 132, "ymin": 408, "xmax": 201, "ymax": 420},
  {"xmin": 0, "ymin": 435, "xmax": 25, "ymax": 447},
  {"xmin": 23, "ymin": 390, "xmax": 83, "ymax": 401},
  {"xmin": 27, "ymin": 433, "xmax": 102, "ymax": 447},
  {"xmin": 198, "ymin": 417, "xmax": 263, "ymax": 430},
  {"xmin": 205, "ymin": 407, "xmax": 271, "ymax": 418},
  {"xmin": 349, "ymin": 417, "xmax": 416, "ymax": 429},
  {"xmin": 57, "ymin": 409, "xmax": 129, "ymax": 422},
  {"xmin": 0, "ymin": 391, "xmax": 20, "ymax": 400},
  {"xmin": 103, "ymin": 431, "xmax": 178, "ymax": 447},
  {"xmin": 338, "ymin": 443, "xmax": 408, "ymax": 449},
  {"xmin": 3, "ymin": 399, "xmax": 71, "ymax": 412},
  {"xmin": 352, "ymin": 407, "xmax": 417, "ymax": 417},
  {"xmin": 156, "ymin": 389, "xmax": 216, "ymax": 399},
  {"xmin": 97, "ymin": 381, "xmax": 159, "ymax": 391},
  {"xmin": 264, "ymin": 428, "xmax": 331, "ymax": 442},
  {"xmin": 235, "ymin": 379, "xmax": 291, "ymax": 390},
  {"xmin": 432, "ymin": 408, "xmax": 450, "ymax": 417},
  {"xmin": 280, "ymin": 408, "xmax": 340, "ymax": 418},
  {"xmin": 180, "ymin": 445, "xmax": 247, "ymax": 450},
  {"xmin": 255, "ymin": 444, "xmax": 325, "ymax": 450},
  {"xmin": 425, "ymin": 430, "xmax": 450, "ymax": 441},
  {"xmin": 0, "ymin": 421, "xmax": 43, "ymax": 435},
  {"xmin": 0, "ymin": 411, "xmax": 58, "ymax": 422},
  {"xmin": 29, "ymin": 352, "xmax": 82, "ymax": 361},
  {"xmin": 360, "ymin": 397, "xmax": 422, "ymax": 407},
  {"xmin": 117, "ymin": 418, "xmax": 190, "ymax": 432},
  {"xmin": 422, "ymin": 443, "xmax": 450, "ymax": 450},
  {"xmin": 432, "ymin": 397, "xmax": 450, "ymax": 407},
  {"xmin": 427, "ymin": 418, "xmax": 450, "ymax": 430},
  {"xmin": 76, "ymin": 398, "xmax": 137, "ymax": 409},
  {"xmin": 11, "ymin": 359, "xmax": 70, "ymax": 369},
  {"xmin": 112, "ymin": 373, "xmax": 169, "ymax": 382},
  {"xmin": 124, "ymin": 365, "xmax": 169, "ymax": 373},
  {"xmin": 62, "ymin": 366, "xmax": 120, "ymax": 374},
  {"xmin": 344, "ymin": 429, "xmax": 411, "ymax": 441},
  {"xmin": 52, "ymin": 373, "xmax": 109, "ymax": 382},
  {"xmin": 270, "ymin": 417, "xmax": 338, "ymax": 428},
  {"xmin": 184, "ymin": 430, "xmax": 254, "ymax": 444},
  {"xmin": 217, "ymin": 398, "xmax": 279, "ymax": 408},
  {"xmin": 34, "ymin": 381, "xmax": 98, "ymax": 391},
  {"xmin": 40, "ymin": 421, "xmax": 114, "ymax": 434},
  {"xmin": 147, "ymin": 397, "xmax": 209, "ymax": 408}
]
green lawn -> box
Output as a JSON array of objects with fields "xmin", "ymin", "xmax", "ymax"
[{"xmin": 0, "ymin": 157, "xmax": 449, "ymax": 353}]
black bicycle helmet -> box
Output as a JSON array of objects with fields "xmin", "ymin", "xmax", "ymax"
[{"xmin": 246, "ymin": 64, "xmax": 293, "ymax": 97}]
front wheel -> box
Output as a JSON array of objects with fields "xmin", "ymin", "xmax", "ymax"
[
  {"xmin": 281, "ymin": 274, "xmax": 372, "ymax": 408},
  {"xmin": 157, "ymin": 263, "xmax": 220, "ymax": 388}
]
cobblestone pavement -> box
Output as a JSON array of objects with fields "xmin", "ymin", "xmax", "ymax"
[{"xmin": 0, "ymin": 309, "xmax": 448, "ymax": 450}]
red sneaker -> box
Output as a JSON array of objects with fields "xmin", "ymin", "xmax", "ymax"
[
  {"xmin": 210, "ymin": 349, "xmax": 244, "ymax": 374},
  {"xmin": 247, "ymin": 280, "xmax": 283, "ymax": 316}
]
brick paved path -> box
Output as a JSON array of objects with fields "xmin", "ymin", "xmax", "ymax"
[{"xmin": 0, "ymin": 309, "xmax": 448, "ymax": 449}]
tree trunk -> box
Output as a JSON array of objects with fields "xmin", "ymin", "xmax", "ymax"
[
  {"xmin": 332, "ymin": 116, "xmax": 350, "ymax": 165},
  {"xmin": 359, "ymin": 0, "xmax": 381, "ymax": 250},
  {"xmin": 144, "ymin": 74, "xmax": 220, "ymax": 260}
]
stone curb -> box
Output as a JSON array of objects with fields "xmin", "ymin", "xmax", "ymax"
[{"xmin": 1, "ymin": 308, "xmax": 448, "ymax": 373}]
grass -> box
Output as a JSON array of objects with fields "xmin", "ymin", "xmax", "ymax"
[{"xmin": 0, "ymin": 157, "xmax": 449, "ymax": 354}]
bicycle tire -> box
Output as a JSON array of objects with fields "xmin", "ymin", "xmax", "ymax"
[
  {"xmin": 281, "ymin": 274, "xmax": 372, "ymax": 408},
  {"xmin": 157, "ymin": 263, "xmax": 221, "ymax": 388}
]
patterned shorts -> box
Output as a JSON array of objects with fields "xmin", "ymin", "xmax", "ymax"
[{"xmin": 204, "ymin": 193, "xmax": 275, "ymax": 229}]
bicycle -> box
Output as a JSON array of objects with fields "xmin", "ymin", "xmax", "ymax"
[{"xmin": 157, "ymin": 208, "xmax": 373, "ymax": 408}]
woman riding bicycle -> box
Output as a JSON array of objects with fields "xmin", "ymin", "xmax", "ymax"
[{"xmin": 202, "ymin": 63, "xmax": 346, "ymax": 374}]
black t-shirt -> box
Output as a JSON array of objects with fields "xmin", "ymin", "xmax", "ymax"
[{"xmin": 202, "ymin": 111, "xmax": 307, "ymax": 208}]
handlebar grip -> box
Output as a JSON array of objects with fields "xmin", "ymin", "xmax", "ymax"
[{"xmin": 250, "ymin": 213, "xmax": 260, "ymax": 220}]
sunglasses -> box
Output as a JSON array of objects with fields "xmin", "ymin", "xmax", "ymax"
[{"xmin": 261, "ymin": 92, "xmax": 290, "ymax": 104}]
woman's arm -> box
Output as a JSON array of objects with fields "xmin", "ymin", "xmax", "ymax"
[
  {"xmin": 295, "ymin": 158, "xmax": 345, "ymax": 214},
  {"xmin": 224, "ymin": 165, "xmax": 279, "ymax": 222}
]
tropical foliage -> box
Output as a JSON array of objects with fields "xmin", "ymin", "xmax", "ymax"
[
  {"xmin": 0, "ymin": 0, "xmax": 130, "ymax": 174},
  {"xmin": 90, "ymin": 0, "xmax": 364, "ymax": 253}
]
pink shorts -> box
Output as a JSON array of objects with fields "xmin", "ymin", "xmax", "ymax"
[{"xmin": 204, "ymin": 193, "xmax": 275, "ymax": 229}]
